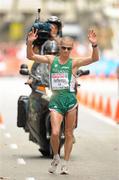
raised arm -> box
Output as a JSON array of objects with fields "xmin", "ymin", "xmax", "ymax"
[
  {"xmin": 27, "ymin": 28, "xmax": 52, "ymax": 64},
  {"xmin": 73, "ymin": 29, "xmax": 99, "ymax": 68}
]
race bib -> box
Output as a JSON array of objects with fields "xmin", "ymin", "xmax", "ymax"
[
  {"xmin": 51, "ymin": 73, "xmax": 69, "ymax": 90},
  {"xmin": 70, "ymin": 75, "xmax": 76, "ymax": 92}
]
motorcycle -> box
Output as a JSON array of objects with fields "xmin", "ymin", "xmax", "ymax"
[{"xmin": 17, "ymin": 63, "xmax": 89, "ymax": 157}]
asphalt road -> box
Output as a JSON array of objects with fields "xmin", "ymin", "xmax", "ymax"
[{"xmin": 0, "ymin": 77, "xmax": 119, "ymax": 180}]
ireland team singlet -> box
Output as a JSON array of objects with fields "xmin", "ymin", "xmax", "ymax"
[{"xmin": 50, "ymin": 56, "xmax": 75, "ymax": 93}]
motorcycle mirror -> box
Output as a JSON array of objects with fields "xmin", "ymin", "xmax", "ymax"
[
  {"xmin": 20, "ymin": 64, "xmax": 28, "ymax": 69},
  {"xmin": 19, "ymin": 64, "xmax": 29, "ymax": 75}
]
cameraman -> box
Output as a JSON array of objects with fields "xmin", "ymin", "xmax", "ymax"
[
  {"xmin": 46, "ymin": 16, "xmax": 62, "ymax": 41},
  {"xmin": 29, "ymin": 16, "xmax": 62, "ymax": 76},
  {"xmin": 26, "ymin": 16, "xmax": 62, "ymax": 84},
  {"xmin": 31, "ymin": 15, "xmax": 62, "ymax": 51},
  {"xmin": 41, "ymin": 16, "xmax": 62, "ymax": 54}
]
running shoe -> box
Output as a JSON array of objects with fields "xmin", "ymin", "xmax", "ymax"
[
  {"xmin": 60, "ymin": 164, "xmax": 69, "ymax": 175},
  {"xmin": 48, "ymin": 156, "xmax": 60, "ymax": 173}
]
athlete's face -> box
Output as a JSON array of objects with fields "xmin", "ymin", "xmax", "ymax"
[{"xmin": 60, "ymin": 38, "xmax": 73, "ymax": 56}]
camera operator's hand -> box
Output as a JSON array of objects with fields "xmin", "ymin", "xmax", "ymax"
[
  {"xmin": 50, "ymin": 24, "xmax": 58, "ymax": 39},
  {"xmin": 27, "ymin": 28, "xmax": 38, "ymax": 43}
]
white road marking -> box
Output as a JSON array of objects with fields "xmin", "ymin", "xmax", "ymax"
[
  {"xmin": 17, "ymin": 158, "xmax": 26, "ymax": 165},
  {"xmin": 80, "ymin": 105, "xmax": 119, "ymax": 128},
  {"xmin": 9, "ymin": 144, "xmax": 18, "ymax": 149},
  {"xmin": 0, "ymin": 176, "xmax": 10, "ymax": 179},
  {"xmin": 25, "ymin": 177, "xmax": 36, "ymax": 180},
  {"xmin": 4, "ymin": 133, "xmax": 11, "ymax": 138},
  {"xmin": 91, "ymin": 112, "xmax": 119, "ymax": 127}
]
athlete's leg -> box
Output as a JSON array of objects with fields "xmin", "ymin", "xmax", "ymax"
[
  {"xmin": 60, "ymin": 107, "xmax": 77, "ymax": 174},
  {"xmin": 50, "ymin": 110, "xmax": 63, "ymax": 155},
  {"xmin": 64, "ymin": 108, "xmax": 77, "ymax": 160},
  {"xmin": 49, "ymin": 110, "xmax": 63, "ymax": 173}
]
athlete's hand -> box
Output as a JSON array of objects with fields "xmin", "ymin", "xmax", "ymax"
[
  {"xmin": 27, "ymin": 28, "xmax": 38, "ymax": 43},
  {"xmin": 88, "ymin": 29, "xmax": 97, "ymax": 45}
]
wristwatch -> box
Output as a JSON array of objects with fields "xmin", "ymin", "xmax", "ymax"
[{"xmin": 92, "ymin": 44, "xmax": 98, "ymax": 48}]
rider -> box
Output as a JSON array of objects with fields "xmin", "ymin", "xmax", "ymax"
[
  {"xmin": 27, "ymin": 28, "xmax": 99, "ymax": 175},
  {"xmin": 43, "ymin": 39, "xmax": 59, "ymax": 56},
  {"xmin": 27, "ymin": 40, "xmax": 60, "ymax": 155}
]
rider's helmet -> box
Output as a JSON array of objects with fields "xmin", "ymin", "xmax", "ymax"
[
  {"xmin": 46, "ymin": 16, "xmax": 62, "ymax": 36},
  {"xmin": 43, "ymin": 40, "xmax": 59, "ymax": 55}
]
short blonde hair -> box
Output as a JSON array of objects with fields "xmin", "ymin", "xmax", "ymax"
[{"xmin": 60, "ymin": 36, "xmax": 74, "ymax": 46}]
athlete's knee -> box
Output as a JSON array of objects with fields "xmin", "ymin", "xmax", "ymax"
[
  {"xmin": 65, "ymin": 128, "xmax": 73, "ymax": 139},
  {"xmin": 51, "ymin": 128, "xmax": 60, "ymax": 137}
]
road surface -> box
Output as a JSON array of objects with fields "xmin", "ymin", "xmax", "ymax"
[{"xmin": 0, "ymin": 77, "xmax": 119, "ymax": 180}]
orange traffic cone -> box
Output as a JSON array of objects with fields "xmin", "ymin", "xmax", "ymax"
[
  {"xmin": 0, "ymin": 113, "xmax": 4, "ymax": 124},
  {"xmin": 104, "ymin": 97, "xmax": 112, "ymax": 118},
  {"xmin": 90, "ymin": 94, "xmax": 96, "ymax": 110},
  {"xmin": 83, "ymin": 93, "xmax": 88, "ymax": 106},
  {"xmin": 97, "ymin": 95, "xmax": 103, "ymax": 113},
  {"xmin": 78, "ymin": 91, "xmax": 84, "ymax": 104},
  {"xmin": 77, "ymin": 90, "xmax": 81, "ymax": 102},
  {"xmin": 114, "ymin": 100, "xmax": 119, "ymax": 123}
]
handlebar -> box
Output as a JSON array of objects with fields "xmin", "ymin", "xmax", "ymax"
[
  {"xmin": 20, "ymin": 64, "xmax": 90, "ymax": 91},
  {"xmin": 76, "ymin": 69, "xmax": 90, "ymax": 77},
  {"xmin": 76, "ymin": 70, "xmax": 90, "ymax": 87}
]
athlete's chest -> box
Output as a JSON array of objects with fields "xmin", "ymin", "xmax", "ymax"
[{"xmin": 51, "ymin": 62, "xmax": 71, "ymax": 73}]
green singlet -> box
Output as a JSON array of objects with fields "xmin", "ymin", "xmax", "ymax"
[{"xmin": 48, "ymin": 56, "xmax": 77, "ymax": 115}]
